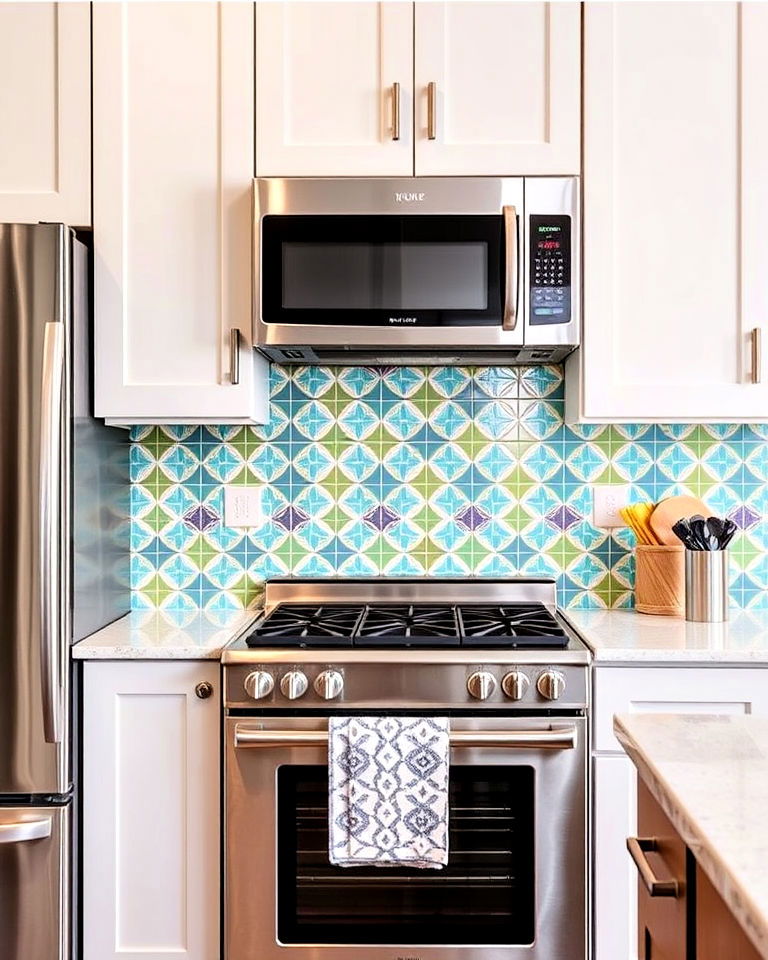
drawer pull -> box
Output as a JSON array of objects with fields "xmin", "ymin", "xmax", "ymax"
[
  {"xmin": 627, "ymin": 837, "xmax": 680, "ymax": 898},
  {"xmin": 0, "ymin": 817, "xmax": 52, "ymax": 844}
]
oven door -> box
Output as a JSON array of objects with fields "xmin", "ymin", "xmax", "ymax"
[{"xmin": 225, "ymin": 714, "xmax": 586, "ymax": 960}]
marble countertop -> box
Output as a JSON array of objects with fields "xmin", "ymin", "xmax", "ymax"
[
  {"xmin": 563, "ymin": 608, "xmax": 768, "ymax": 662},
  {"xmin": 72, "ymin": 609, "xmax": 259, "ymax": 660},
  {"xmin": 615, "ymin": 713, "xmax": 768, "ymax": 959}
]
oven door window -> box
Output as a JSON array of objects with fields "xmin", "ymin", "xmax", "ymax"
[
  {"xmin": 262, "ymin": 215, "xmax": 504, "ymax": 327},
  {"xmin": 276, "ymin": 765, "xmax": 535, "ymax": 946}
]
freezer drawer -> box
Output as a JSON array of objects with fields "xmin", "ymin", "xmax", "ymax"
[{"xmin": 0, "ymin": 804, "xmax": 69, "ymax": 960}]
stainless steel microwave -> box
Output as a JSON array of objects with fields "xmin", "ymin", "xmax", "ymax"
[{"xmin": 254, "ymin": 177, "xmax": 579, "ymax": 365}]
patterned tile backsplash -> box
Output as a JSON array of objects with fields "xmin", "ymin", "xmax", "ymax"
[{"xmin": 129, "ymin": 365, "xmax": 768, "ymax": 613}]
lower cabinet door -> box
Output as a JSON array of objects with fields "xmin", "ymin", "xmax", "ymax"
[
  {"xmin": 697, "ymin": 864, "xmax": 763, "ymax": 960},
  {"xmin": 634, "ymin": 781, "xmax": 688, "ymax": 960},
  {"xmin": 83, "ymin": 661, "xmax": 220, "ymax": 960}
]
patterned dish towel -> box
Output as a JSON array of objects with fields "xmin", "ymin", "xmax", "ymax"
[{"xmin": 328, "ymin": 716, "xmax": 450, "ymax": 869}]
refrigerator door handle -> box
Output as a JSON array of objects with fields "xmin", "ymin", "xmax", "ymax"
[
  {"xmin": 0, "ymin": 816, "xmax": 53, "ymax": 844},
  {"xmin": 40, "ymin": 321, "xmax": 64, "ymax": 744}
]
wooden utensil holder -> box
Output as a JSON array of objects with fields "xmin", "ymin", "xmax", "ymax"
[{"xmin": 635, "ymin": 545, "xmax": 685, "ymax": 616}]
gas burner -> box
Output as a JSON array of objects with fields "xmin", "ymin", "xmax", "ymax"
[
  {"xmin": 355, "ymin": 605, "xmax": 460, "ymax": 647},
  {"xmin": 246, "ymin": 600, "xmax": 569, "ymax": 649},
  {"xmin": 248, "ymin": 604, "xmax": 361, "ymax": 646},
  {"xmin": 457, "ymin": 604, "xmax": 568, "ymax": 647}
]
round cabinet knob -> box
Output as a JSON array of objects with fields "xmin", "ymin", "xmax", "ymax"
[
  {"xmin": 501, "ymin": 671, "xmax": 530, "ymax": 701},
  {"xmin": 467, "ymin": 671, "xmax": 497, "ymax": 701},
  {"xmin": 537, "ymin": 670, "xmax": 566, "ymax": 701},
  {"xmin": 244, "ymin": 670, "xmax": 274, "ymax": 700},
  {"xmin": 314, "ymin": 670, "xmax": 344, "ymax": 700},
  {"xmin": 195, "ymin": 681, "xmax": 214, "ymax": 700},
  {"xmin": 280, "ymin": 670, "xmax": 309, "ymax": 701}
]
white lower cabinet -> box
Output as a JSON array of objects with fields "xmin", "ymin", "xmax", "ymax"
[
  {"xmin": 83, "ymin": 662, "xmax": 220, "ymax": 960},
  {"xmin": 592, "ymin": 665, "xmax": 768, "ymax": 960}
]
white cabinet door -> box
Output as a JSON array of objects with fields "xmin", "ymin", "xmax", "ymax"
[
  {"xmin": 83, "ymin": 661, "xmax": 219, "ymax": 960},
  {"xmin": 93, "ymin": 2, "xmax": 269, "ymax": 424},
  {"xmin": 0, "ymin": 3, "xmax": 90, "ymax": 226},
  {"xmin": 414, "ymin": 2, "xmax": 580, "ymax": 175},
  {"xmin": 569, "ymin": 2, "xmax": 768, "ymax": 422},
  {"xmin": 256, "ymin": 2, "xmax": 413, "ymax": 176},
  {"xmin": 592, "ymin": 663, "xmax": 768, "ymax": 960},
  {"xmin": 594, "ymin": 756, "xmax": 638, "ymax": 960}
]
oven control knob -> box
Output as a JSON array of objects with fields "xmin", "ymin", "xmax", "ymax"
[
  {"xmin": 244, "ymin": 670, "xmax": 274, "ymax": 700},
  {"xmin": 502, "ymin": 671, "xmax": 530, "ymax": 701},
  {"xmin": 280, "ymin": 670, "xmax": 309, "ymax": 700},
  {"xmin": 467, "ymin": 671, "xmax": 497, "ymax": 700},
  {"xmin": 537, "ymin": 670, "xmax": 566, "ymax": 701},
  {"xmin": 314, "ymin": 670, "xmax": 344, "ymax": 700}
]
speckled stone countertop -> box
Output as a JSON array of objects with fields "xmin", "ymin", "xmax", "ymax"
[
  {"xmin": 72, "ymin": 609, "xmax": 259, "ymax": 660},
  {"xmin": 563, "ymin": 609, "xmax": 768, "ymax": 662},
  {"xmin": 615, "ymin": 713, "xmax": 768, "ymax": 959}
]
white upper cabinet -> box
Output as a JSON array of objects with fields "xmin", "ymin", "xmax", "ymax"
[
  {"xmin": 256, "ymin": 1, "xmax": 580, "ymax": 178},
  {"xmin": 256, "ymin": 2, "xmax": 414, "ymax": 176},
  {"xmin": 0, "ymin": 3, "xmax": 90, "ymax": 226},
  {"xmin": 93, "ymin": 1, "xmax": 269, "ymax": 424},
  {"xmin": 568, "ymin": 2, "xmax": 768, "ymax": 422},
  {"xmin": 414, "ymin": 2, "xmax": 581, "ymax": 176}
]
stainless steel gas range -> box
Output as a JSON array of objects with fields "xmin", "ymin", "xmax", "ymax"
[{"xmin": 223, "ymin": 578, "xmax": 589, "ymax": 960}]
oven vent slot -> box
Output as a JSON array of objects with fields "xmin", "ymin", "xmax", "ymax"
[{"xmin": 259, "ymin": 345, "xmax": 576, "ymax": 366}]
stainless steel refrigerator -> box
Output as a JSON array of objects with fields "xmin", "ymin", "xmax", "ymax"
[{"xmin": 0, "ymin": 224, "xmax": 129, "ymax": 960}]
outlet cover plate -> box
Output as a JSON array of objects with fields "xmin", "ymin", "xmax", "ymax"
[
  {"xmin": 593, "ymin": 485, "xmax": 631, "ymax": 528},
  {"xmin": 224, "ymin": 486, "xmax": 264, "ymax": 527}
]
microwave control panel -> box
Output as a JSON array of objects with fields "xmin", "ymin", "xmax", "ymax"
[{"xmin": 529, "ymin": 214, "xmax": 571, "ymax": 325}]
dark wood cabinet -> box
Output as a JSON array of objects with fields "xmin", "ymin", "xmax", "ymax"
[
  {"xmin": 632, "ymin": 782, "xmax": 763, "ymax": 960},
  {"xmin": 635, "ymin": 780, "xmax": 690, "ymax": 960},
  {"xmin": 696, "ymin": 865, "xmax": 762, "ymax": 960}
]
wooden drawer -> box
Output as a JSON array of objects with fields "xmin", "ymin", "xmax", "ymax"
[{"xmin": 593, "ymin": 667, "xmax": 768, "ymax": 753}]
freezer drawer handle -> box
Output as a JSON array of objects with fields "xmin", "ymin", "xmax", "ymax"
[
  {"xmin": 234, "ymin": 725, "xmax": 577, "ymax": 750},
  {"xmin": 40, "ymin": 321, "xmax": 65, "ymax": 744},
  {"xmin": 627, "ymin": 837, "xmax": 681, "ymax": 898},
  {"xmin": 0, "ymin": 817, "xmax": 52, "ymax": 844}
]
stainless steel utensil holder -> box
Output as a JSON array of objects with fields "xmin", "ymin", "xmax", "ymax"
[{"xmin": 685, "ymin": 550, "xmax": 729, "ymax": 622}]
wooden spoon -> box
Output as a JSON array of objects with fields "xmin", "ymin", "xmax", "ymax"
[{"xmin": 649, "ymin": 495, "xmax": 709, "ymax": 546}]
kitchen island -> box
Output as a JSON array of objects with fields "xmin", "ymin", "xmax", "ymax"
[{"xmin": 615, "ymin": 713, "xmax": 768, "ymax": 959}]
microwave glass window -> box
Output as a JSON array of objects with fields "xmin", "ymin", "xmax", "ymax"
[
  {"xmin": 261, "ymin": 214, "xmax": 504, "ymax": 326},
  {"xmin": 282, "ymin": 242, "xmax": 489, "ymax": 311}
]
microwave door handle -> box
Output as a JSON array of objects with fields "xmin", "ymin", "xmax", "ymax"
[
  {"xmin": 502, "ymin": 205, "xmax": 519, "ymax": 331},
  {"xmin": 234, "ymin": 725, "xmax": 577, "ymax": 751}
]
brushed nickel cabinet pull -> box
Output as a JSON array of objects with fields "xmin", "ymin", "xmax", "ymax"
[
  {"xmin": 502, "ymin": 205, "xmax": 519, "ymax": 331},
  {"xmin": 626, "ymin": 837, "xmax": 680, "ymax": 898},
  {"xmin": 752, "ymin": 327, "xmax": 762, "ymax": 383},
  {"xmin": 230, "ymin": 328, "xmax": 241, "ymax": 385},
  {"xmin": 391, "ymin": 82, "xmax": 401, "ymax": 141},
  {"xmin": 427, "ymin": 81, "xmax": 437, "ymax": 140}
]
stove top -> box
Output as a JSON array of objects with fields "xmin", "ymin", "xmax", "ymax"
[{"xmin": 245, "ymin": 601, "xmax": 569, "ymax": 649}]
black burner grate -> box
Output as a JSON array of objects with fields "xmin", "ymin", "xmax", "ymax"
[{"xmin": 245, "ymin": 601, "xmax": 569, "ymax": 649}]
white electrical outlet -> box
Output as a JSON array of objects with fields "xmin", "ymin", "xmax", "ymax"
[
  {"xmin": 592, "ymin": 485, "xmax": 631, "ymax": 528},
  {"xmin": 224, "ymin": 486, "xmax": 264, "ymax": 527}
]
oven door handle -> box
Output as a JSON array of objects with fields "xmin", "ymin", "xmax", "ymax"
[{"xmin": 233, "ymin": 725, "xmax": 577, "ymax": 750}]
